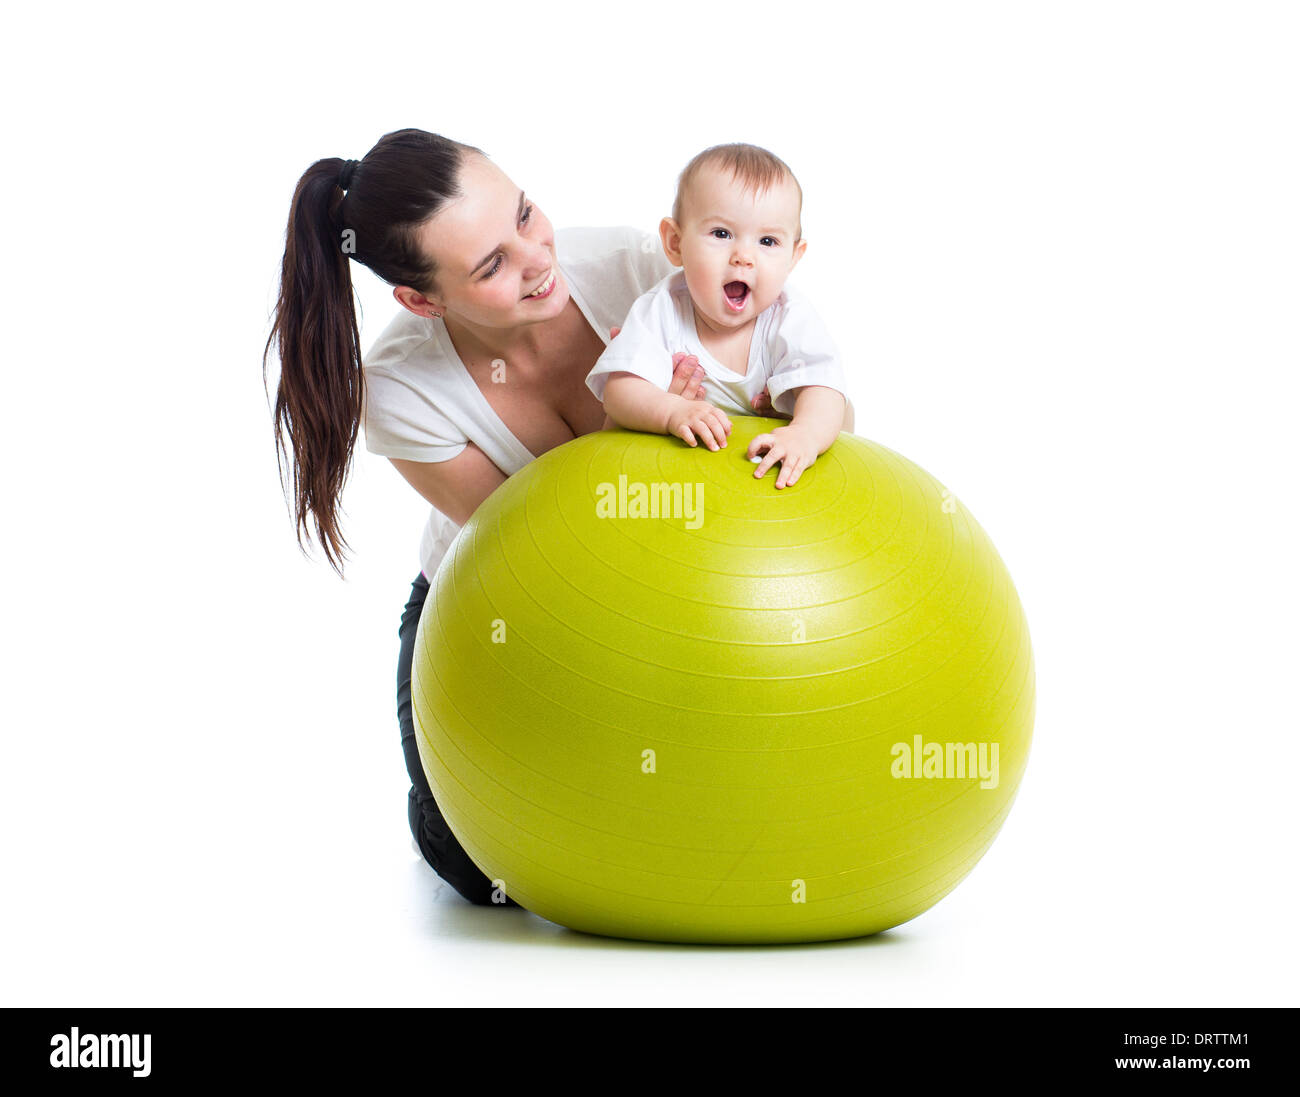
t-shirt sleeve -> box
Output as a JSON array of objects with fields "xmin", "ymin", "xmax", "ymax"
[
  {"xmin": 585, "ymin": 279, "xmax": 678, "ymax": 401},
  {"xmin": 362, "ymin": 367, "xmax": 469, "ymax": 463},
  {"xmin": 764, "ymin": 290, "xmax": 850, "ymax": 417}
]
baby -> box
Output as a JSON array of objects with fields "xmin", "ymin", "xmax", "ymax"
[{"xmin": 586, "ymin": 143, "xmax": 849, "ymax": 489}]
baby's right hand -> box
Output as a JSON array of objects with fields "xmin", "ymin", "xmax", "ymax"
[{"xmin": 666, "ymin": 397, "xmax": 731, "ymax": 451}]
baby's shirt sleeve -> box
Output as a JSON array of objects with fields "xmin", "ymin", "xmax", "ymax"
[
  {"xmin": 764, "ymin": 290, "xmax": 850, "ymax": 417},
  {"xmin": 585, "ymin": 275, "xmax": 679, "ymax": 402}
]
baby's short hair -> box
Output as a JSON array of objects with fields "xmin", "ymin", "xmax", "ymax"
[{"xmin": 672, "ymin": 143, "xmax": 803, "ymax": 240}]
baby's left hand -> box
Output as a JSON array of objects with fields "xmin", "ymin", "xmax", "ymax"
[{"xmin": 747, "ymin": 424, "xmax": 819, "ymax": 489}]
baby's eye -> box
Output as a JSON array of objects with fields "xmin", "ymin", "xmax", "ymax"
[
  {"xmin": 711, "ymin": 228, "xmax": 731, "ymax": 240},
  {"xmin": 761, "ymin": 236, "xmax": 779, "ymax": 247}
]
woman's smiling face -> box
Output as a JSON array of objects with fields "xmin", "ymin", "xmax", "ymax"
[{"xmin": 410, "ymin": 152, "xmax": 568, "ymax": 327}]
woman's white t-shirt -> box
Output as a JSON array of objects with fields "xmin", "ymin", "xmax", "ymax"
[{"xmin": 362, "ymin": 226, "xmax": 674, "ymax": 578}]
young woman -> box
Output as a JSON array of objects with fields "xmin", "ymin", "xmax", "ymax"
[{"xmin": 265, "ymin": 128, "xmax": 712, "ymax": 906}]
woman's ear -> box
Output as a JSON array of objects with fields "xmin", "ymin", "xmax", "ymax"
[
  {"xmin": 392, "ymin": 284, "xmax": 443, "ymax": 319},
  {"xmin": 659, "ymin": 217, "xmax": 685, "ymax": 267}
]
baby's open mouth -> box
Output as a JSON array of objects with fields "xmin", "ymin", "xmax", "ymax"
[{"xmin": 724, "ymin": 281, "xmax": 750, "ymax": 312}]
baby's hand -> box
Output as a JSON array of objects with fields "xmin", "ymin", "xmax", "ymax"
[
  {"xmin": 666, "ymin": 397, "xmax": 731, "ymax": 451},
  {"xmin": 747, "ymin": 424, "xmax": 818, "ymax": 488}
]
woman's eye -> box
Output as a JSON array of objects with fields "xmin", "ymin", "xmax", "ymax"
[
  {"xmin": 711, "ymin": 228, "xmax": 731, "ymax": 240},
  {"xmin": 482, "ymin": 205, "xmax": 535, "ymax": 280}
]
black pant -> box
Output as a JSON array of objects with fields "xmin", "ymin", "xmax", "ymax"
[{"xmin": 398, "ymin": 572, "xmax": 519, "ymax": 907}]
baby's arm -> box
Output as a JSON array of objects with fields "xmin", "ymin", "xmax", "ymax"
[
  {"xmin": 748, "ymin": 288, "xmax": 851, "ymax": 488},
  {"xmin": 600, "ymin": 337, "xmax": 711, "ymax": 431},
  {"xmin": 751, "ymin": 384, "xmax": 855, "ymax": 431},
  {"xmin": 746, "ymin": 386, "xmax": 846, "ymax": 488},
  {"xmin": 604, "ymin": 372, "xmax": 732, "ymax": 451}
]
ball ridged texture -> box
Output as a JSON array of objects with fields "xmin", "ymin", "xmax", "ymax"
[{"xmin": 412, "ymin": 418, "xmax": 1034, "ymax": 943}]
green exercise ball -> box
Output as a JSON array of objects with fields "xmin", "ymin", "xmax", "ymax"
[{"xmin": 411, "ymin": 417, "xmax": 1034, "ymax": 944}]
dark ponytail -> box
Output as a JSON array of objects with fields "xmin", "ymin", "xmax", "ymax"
[{"xmin": 263, "ymin": 128, "xmax": 481, "ymax": 574}]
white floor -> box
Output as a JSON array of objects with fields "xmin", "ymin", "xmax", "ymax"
[{"xmin": 7, "ymin": 725, "xmax": 1291, "ymax": 1007}]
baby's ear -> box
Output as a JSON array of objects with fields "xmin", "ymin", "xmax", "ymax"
[
  {"xmin": 659, "ymin": 217, "xmax": 685, "ymax": 266},
  {"xmin": 791, "ymin": 237, "xmax": 809, "ymax": 268}
]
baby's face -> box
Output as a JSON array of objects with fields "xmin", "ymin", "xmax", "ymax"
[{"xmin": 670, "ymin": 166, "xmax": 806, "ymax": 333}]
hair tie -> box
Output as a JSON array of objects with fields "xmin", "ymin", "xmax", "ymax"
[{"xmin": 338, "ymin": 159, "xmax": 360, "ymax": 190}]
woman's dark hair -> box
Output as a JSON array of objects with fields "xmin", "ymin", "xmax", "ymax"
[{"xmin": 263, "ymin": 128, "xmax": 482, "ymax": 573}]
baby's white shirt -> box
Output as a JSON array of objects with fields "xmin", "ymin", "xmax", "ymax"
[{"xmin": 585, "ymin": 269, "xmax": 847, "ymax": 417}]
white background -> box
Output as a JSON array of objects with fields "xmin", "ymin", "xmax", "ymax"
[{"xmin": 2, "ymin": 0, "xmax": 1296, "ymax": 1006}]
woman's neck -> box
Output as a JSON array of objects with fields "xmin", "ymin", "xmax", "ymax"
[{"xmin": 443, "ymin": 298, "xmax": 581, "ymax": 366}]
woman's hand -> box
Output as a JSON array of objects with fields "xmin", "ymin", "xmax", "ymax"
[{"xmin": 668, "ymin": 354, "xmax": 706, "ymax": 400}]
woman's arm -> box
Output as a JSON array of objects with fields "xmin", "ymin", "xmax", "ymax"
[{"xmin": 389, "ymin": 444, "xmax": 507, "ymax": 527}]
